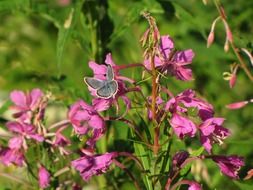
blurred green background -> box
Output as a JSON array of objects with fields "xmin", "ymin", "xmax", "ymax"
[{"xmin": 0, "ymin": 0, "xmax": 253, "ymax": 189}]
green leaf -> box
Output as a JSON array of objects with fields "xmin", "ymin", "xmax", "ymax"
[
  {"xmin": 133, "ymin": 140, "xmax": 152, "ymax": 190},
  {"xmin": 0, "ymin": 100, "xmax": 12, "ymax": 115},
  {"xmin": 56, "ymin": 1, "xmax": 84, "ymax": 76},
  {"xmin": 233, "ymin": 181, "xmax": 253, "ymax": 190},
  {"xmin": 191, "ymin": 147, "xmax": 204, "ymax": 157},
  {"xmin": 180, "ymin": 147, "xmax": 204, "ymax": 176},
  {"xmin": 0, "ymin": 0, "xmax": 29, "ymax": 12},
  {"xmin": 136, "ymin": 112, "xmax": 152, "ymax": 142},
  {"xmin": 109, "ymin": 2, "xmax": 143, "ymax": 45}
]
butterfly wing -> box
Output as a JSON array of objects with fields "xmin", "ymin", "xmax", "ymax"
[
  {"xmin": 106, "ymin": 65, "xmax": 114, "ymax": 81},
  {"xmin": 84, "ymin": 77, "xmax": 105, "ymax": 89},
  {"xmin": 96, "ymin": 80, "xmax": 118, "ymax": 99}
]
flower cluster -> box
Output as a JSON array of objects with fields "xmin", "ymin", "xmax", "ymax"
[
  {"xmin": 144, "ymin": 35, "xmax": 195, "ymax": 81},
  {"xmin": 0, "ymin": 14, "xmax": 246, "ymax": 190},
  {"xmin": 0, "ymin": 89, "xmax": 45, "ymax": 166}
]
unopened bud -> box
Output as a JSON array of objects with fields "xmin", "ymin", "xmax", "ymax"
[
  {"xmin": 226, "ymin": 101, "xmax": 248, "ymax": 110},
  {"xmin": 207, "ymin": 31, "xmax": 214, "ymax": 48},
  {"xmin": 224, "ymin": 38, "xmax": 229, "ymax": 52},
  {"xmin": 229, "ymin": 73, "xmax": 237, "ymax": 88},
  {"xmin": 241, "ymin": 48, "xmax": 253, "ymax": 67},
  {"xmin": 172, "ymin": 150, "xmax": 189, "ymax": 168},
  {"xmin": 207, "ymin": 17, "xmax": 220, "ymax": 48},
  {"xmin": 223, "ymin": 20, "xmax": 233, "ymax": 43}
]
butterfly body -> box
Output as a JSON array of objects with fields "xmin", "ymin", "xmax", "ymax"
[{"xmin": 84, "ymin": 65, "xmax": 118, "ymax": 99}]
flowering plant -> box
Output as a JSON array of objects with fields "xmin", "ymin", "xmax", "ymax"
[{"xmin": 0, "ymin": 1, "xmax": 251, "ymax": 189}]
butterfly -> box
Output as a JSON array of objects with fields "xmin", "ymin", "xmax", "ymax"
[{"xmin": 84, "ymin": 65, "xmax": 118, "ymax": 99}]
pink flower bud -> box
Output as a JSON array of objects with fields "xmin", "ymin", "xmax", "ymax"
[
  {"xmin": 229, "ymin": 73, "xmax": 237, "ymax": 88},
  {"xmin": 207, "ymin": 31, "xmax": 214, "ymax": 48},
  {"xmin": 207, "ymin": 17, "xmax": 220, "ymax": 48},
  {"xmin": 38, "ymin": 166, "xmax": 50, "ymax": 189},
  {"xmin": 226, "ymin": 101, "xmax": 248, "ymax": 109},
  {"xmin": 241, "ymin": 48, "xmax": 253, "ymax": 67},
  {"xmin": 224, "ymin": 38, "xmax": 229, "ymax": 52},
  {"xmin": 223, "ymin": 20, "xmax": 233, "ymax": 43}
]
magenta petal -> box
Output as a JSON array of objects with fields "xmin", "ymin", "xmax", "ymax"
[
  {"xmin": 0, "ymin": 148, "xmax": 24, "ymax": 166},
  {"xmin": 88, "ymin": 61, "xmax": 107, "ymax": 80},
  {"xmin": 88, "ymin": 115, "xmax": 105, "ymax": 130},
  {"xmin": 92, "ymin": 98, "xmax": 112, "ymax": 112},
  {"xmin": 71, "ymin": 152, "xmax": 117, "ymax": 181},
  {"xmin": 200, "ymin": 135, "xmax": 212, "ymax": 153},
  {"xmin": 159, "ymin": 35, "xmax": 174, "ymax": 58},
  {"xmin": 170, "ymin": 114, "xmax": 197, "ymax": 139},
  {"xmin": 174, "ymin": 49, "xmax": 195, "ymax": 66},
  {"xmin": 38, "ymin": 166, "xmax": 50, "ymax": 189},
  {"xmin": 8, "ymin": 136, "xmax": 23, "ymax": 149},
  {"xmin": 54, "ymin": 132, "xmax": 71, "ymax": 147},
  {"xmin": 10, "ymin": 90, "xmax": 27, "ymax": 109},
  {"xmin": 199, "ymin": 118, "xmax": 217, "ymax": 136},
  {"xmin": 30, "ymin": 134, "xmax": 44, "ymax": 142},
  {"xmin": 6, "ymin": 121, "xmax": 23, "ymax": 134},
  {"xmin": 212, "ymin": 155, "xmax": 244, "ymax": 179},
  {"xmin": 29, "ymin": 89, "xmax": 43, "ymax": 109},
  {"xmin": 175, "ymin": 67, "xmax": 193, "ymax": 81},
  {"xmin": 188, "ymin": 181, "xmax": 202, "ymax": 190},
  {"xmin": 144, "ymin": 56, "xmax": 164, "ymax": 70},
  {"xmin": 105, "ymin": 53, "xmax": 116, "ymax": 66}
]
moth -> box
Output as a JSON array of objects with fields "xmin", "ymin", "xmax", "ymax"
[{"xmin": 84, "ymin": 65, "xmax": 118, "ymax": 99}]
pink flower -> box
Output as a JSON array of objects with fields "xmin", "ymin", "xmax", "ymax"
[
  {"xmin": 170, "ymin": 113, "xmax": 197, "ymax": 139},
  {"xmin": 0, "ymin": 147, "xmax": 24, "ymax": 166},
  {"xmin": 211, "ymin": 155, "xmax": 244, "ymax": 179},
  {"xmin": 53, "ymin": 131, "xmax": 71, "ymax": 147},
  {"xmin": 71, "ymin": 152, "xmax": 117, "ymax": 181},
  {"xmin": 199, "ymin": 118, "xmax": 230, "ymax": 153},
  {"xmin": 165, "ymin": 89, "xmax": 214, "ymax": 139},
  {"xmin": 38, "ymin": 166, "xmax": 50, "ymax": 189},
  {"xmin": 144, "ymin": 35, "xmax": 195, "ymax": 81},
  {"xmin": 166, "ymin": 89, "xmax": 214, "ymax": 121},
  {"xmin": 86, "ymin": 53, "xmax": 131, "ymax": 112},
  {"xmin": 68, "ymin": 100, "xmax": 105, "ymax": 148},
  {"xmin": 6, "ymin": 121, "xmax": 44, "ymax": 144},
  {"xmin": 10, "ymin": 89, "xmax": 44, "ymax": 122}
]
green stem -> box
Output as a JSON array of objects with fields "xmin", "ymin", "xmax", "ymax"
[{"xmin": 213, "ymin": 0, "xmax": 253, "ymax": 82}]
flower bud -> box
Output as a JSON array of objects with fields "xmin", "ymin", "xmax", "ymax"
[
  {"xmin": 223, "ymin": 20, "xmax": 233, "ymax": 43},
  {"xmin": 207, "ymin": 31, "xmax": 214, "ymax": 48},
  {"xmin": 206, "ymin": 17, "xmax": 220, "ymax": 48},
  {"xmin": 38, "ymin": 166, "xmax": 50, "ymax": 189},
  {"xmin": 229, "ymin": 73, "xmax": 237, "ymax": 88},
  {"xmin": 172, "ymin": 150, "xmax": 190, "ymax": 168},
  {"xmin": 226, "ymin": 101, "xmax": 248, "ymax": 109},
  {"xmin": 224, "ymin": 38, "xmax": 229, "ymax": 52}
]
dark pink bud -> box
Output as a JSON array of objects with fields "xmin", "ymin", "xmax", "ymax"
[{"xmin": 172, "ymin": 151, "xmax": 189, "ymax": 168}]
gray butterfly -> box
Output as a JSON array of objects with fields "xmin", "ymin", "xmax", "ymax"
[{"xmin": 84, "ymin": 65, "xmax": 118, "ymax": 99}]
